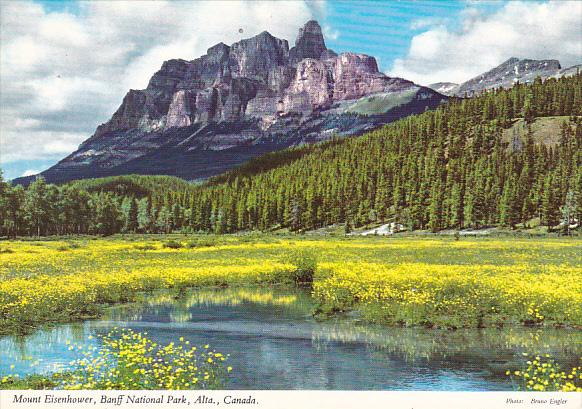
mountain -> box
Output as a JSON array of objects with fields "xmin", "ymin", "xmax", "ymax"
[
  {"xmin": 430, "ymin": 57, "xmax": 581, "ymax": 97},
  {"xmin": 556, "ymin": 64, "xmax": 582, "ymax": 78},
  {"xmin": 15, "ymin": 20, "xmax": 446, "ymax": 185},
  {"xmin": 428, "ymin": 82, "xmax": 458, "ymax": 95}
]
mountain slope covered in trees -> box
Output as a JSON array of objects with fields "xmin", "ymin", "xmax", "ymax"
[
  {"xmin": 187, "ymin": 74, "xmax": 582, "ymax": 233},
  {"xmin": 1, "ymin": 74, "xmax": 581, "ymax": 236}
]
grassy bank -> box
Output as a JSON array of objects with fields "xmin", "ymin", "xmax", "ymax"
[{"xmin": 0, "ymin": 235, "xmax": 581, "ymax": 334}]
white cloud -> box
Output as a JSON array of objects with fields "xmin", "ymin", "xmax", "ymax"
[
  {"xmin": 21, "ymin": 169, "xmax": 41, "ymax": 177},
  {"xmin": 0, "ymin": 0, "xmax": 316, "ymax": 164},
  {"xmin": 323, "ymin": 24, "xmax": 340, "ymax": 41},
  {"xmin": 389, "ymin": 1, "xmax": 582, "ymax": 85},
  {"xmin": 409, "ymin": 17, "xmax": 450, "ymax": 31}
]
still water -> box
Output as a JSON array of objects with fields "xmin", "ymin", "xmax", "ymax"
[{"xmin": 1, "ymin": 287, "xmax": 580, "ymax": 390}]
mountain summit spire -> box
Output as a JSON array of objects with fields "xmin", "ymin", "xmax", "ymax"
[{"xmin": 289, "ymin": 20, "xmax": 327, "ymax": 64}]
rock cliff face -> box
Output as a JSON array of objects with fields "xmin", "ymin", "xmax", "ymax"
[
  {"xmin": 430, "ymin": 58, "xmax": 580, "ymax": 97},
  {"xmin": 95, "ymin": 20, "xmax": 432, "ymax": 132},
  {"xmin": 166, "ymin": 90, "xmax": 197, "ymax": 128},
  {"xmin": 21, "ymin": 20, "xmax": 446, "ymax": 185},
  {"xmin": 284, "ymin": 58, "xmax": 333, "ymax": 113},
  {"xmin": 289, "ymin": 20, "xmax": 328, "ymax": 65}
]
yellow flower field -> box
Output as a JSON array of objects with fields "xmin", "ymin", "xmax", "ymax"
[{"xmin": 0, "ymin": 235, "xmax": 581, "ymax": 334}]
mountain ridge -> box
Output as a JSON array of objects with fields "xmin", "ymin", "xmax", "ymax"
[
  {"xmin": 429, "ymin": 57, "xmax": 581, "ymax": 96},
  {"xmin": 15, "ymin": 20, "xmax": 446, "ymax": 185}
]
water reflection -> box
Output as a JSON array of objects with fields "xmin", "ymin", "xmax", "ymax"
[
  {"xmin": 1, "ymin": 286, "xmax": 580, "ymax": 390},
  {"xmin": 1, "ymin": 324, "xmax": 98, "ymax": 376}
]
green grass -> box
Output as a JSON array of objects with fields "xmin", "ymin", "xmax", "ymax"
[
  {"xmin": 343, "ymin": 88, "xmax": 419, "ymax": 115},
  {"xmin": 502, "ymin": 116, "xmax": 576, "ymax": 148},
  {"xmin": 0, "ymin": 374, "xmax": 65, "ymax": 390}
]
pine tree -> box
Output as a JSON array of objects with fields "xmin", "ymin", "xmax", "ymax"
[
  {"xmin": 523, "ymin": 91, "xmax": 535, "ymax": 124},
  {"xmin": 428, "ymin": 183, "xmax": 444, "ymax": 233},
  {"xmin": 542, "ymin": 174, "xmax": 561, "ymax": 230},
  {"xmin": 499, "ymin": 182, "xmax": 516, "ymax": 228},
  {"xmin": 126, "ymin": 198, "xmax": 138, "ymax": 232},
  {"xmin": 171, "ymin": 202, "xmax": 183, "ymax": 231}
]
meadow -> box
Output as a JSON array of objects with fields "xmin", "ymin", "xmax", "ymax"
[{"xmin": 1, "ymin": 234, "xmax": 581, "ymax": 335}]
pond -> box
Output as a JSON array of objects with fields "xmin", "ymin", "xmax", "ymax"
[{"xmin": 1, "ymin": 286, "xmax": 580, "ymax": 390}]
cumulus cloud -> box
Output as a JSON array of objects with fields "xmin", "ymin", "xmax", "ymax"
[
  {"xmin": 389, "ymin": 1, "xmax": 582, "ymax": 85},
  {"xmin": 0, "ymin": 0, "xmax": 316, "ymax": 165}
]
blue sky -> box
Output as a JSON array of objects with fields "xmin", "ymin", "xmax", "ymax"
[
  {"xmin": 323, "ymin": 1, "xmax": 500, "ymax": 71},
  {"xmin": 1, "ymin": 0, "xmax": 580, "ymax": 181},
  {"xmin": 36, "ymin": 0, "xmax": 80, "ymax": 13}
]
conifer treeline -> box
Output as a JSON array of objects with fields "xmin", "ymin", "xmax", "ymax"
[
  {"xmin": 1, "ymin": 74, "xmax": 581, "ymax": 236},
  {"xmin": 189, "ymin": 74, "xmax": 582, "ymax": 233}
]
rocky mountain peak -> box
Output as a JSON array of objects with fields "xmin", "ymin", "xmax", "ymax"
[
  {"xmin": 296, "ymin": 20, "xmax": 325, "ymax": 46},
  {"xmin": 500, "ymin": 57, "xmax": 561, "ymax": 73},
  {"xmin": 289, "ymin": 20, "xmax": 327, "ymax": 64},
  {"xmin": 431, "ymin": 57, "xmax": 572, "ymax": 97},
  {"xmin": 454, "ymin": 57, "xmax": 563, "ymax": 96},
  {"xmin": 94, "ymin": 19, "xmax": 434, "ymax": 139},
  {"xmin": 503, "ymin": 57, "xmax": 521, "ymax": 65},
  {"xmin": 228, "ymin": 30, "xmax": 289, "ymax": 80},
  {"xmin": 207, "ymin": 42, "xmax": 230, "ymax": 56}
]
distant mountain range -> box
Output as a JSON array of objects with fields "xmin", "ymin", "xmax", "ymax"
[
  {"xmin": 14, "ymin": 20, "xmax": 446, "ymax": 185},
  {"xmin": 429, "ymin": 57, "xmax": 581, "ymax": 96}
]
